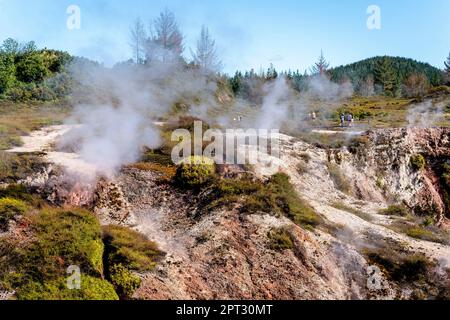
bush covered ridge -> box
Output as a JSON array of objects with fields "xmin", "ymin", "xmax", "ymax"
[{"xmin": 330, "ymin": 56, "xmax": 444, "ymax": 96}]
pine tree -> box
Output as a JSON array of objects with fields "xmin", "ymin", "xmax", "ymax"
[
  {"xmin": 310, "ymin": 50, "xmax": 330, "ymax": 75},
  {"xmin": 266, "ymin": 63, "xmax": 278, "ymax": 80},
  {"xmin": 374, "ymin": 56, "xmax": 396, "ymax": 96},
  {"xmin": 445, "ymin": 52, "xmax": 450, "ymax": 75}
]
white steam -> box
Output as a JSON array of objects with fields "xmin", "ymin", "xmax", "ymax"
[
  {"xmin": 60, "ymin": 61, "xmax": 219, "ymax": 177},
  {"xmin": 256, "ymin": 77, "xmax": 293, "ymax": 129},
  {"xmin": 407, "ymin": 100, "xmax": 444, "ymax": 128},
  {"xmin": 306, "ymin": 74, "xmax": 354, "ymax": 101}
]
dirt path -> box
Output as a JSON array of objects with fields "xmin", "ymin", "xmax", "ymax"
[{"xmin": 7, "ymin": 125, "xmax": 98, "ymax": 179}]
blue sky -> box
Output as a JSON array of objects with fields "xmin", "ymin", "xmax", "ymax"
[{"xmin": 0, "ymin": 0, "xmax": 449, "ymax": 73}]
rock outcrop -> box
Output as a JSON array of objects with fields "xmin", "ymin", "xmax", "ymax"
[{"xmin": 347, "ymin": 128, "xmax": 450, "ymax": 223}]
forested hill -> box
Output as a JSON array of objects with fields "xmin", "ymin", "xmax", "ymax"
[{"xmin": 330, "ymin": 56, "xmax": 444, "ymax": 93}]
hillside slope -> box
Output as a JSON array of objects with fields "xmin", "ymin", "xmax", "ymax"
[
  {"xmin": 6, "ymin": 126, "xmax": 449, "ymax": 300},
  {"xmin": 330, "ymin": 56, "xmax": 444, "ymax": 88}
]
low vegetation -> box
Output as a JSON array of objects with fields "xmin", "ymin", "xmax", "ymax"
[
  {"xmin": 362, "ymin": 234, "xmax": 450, "ymax": 299},
  {"xmin": 389, "ymin": 215, "xmax": 449, "ymax": 245},
  {"xmin": 410, "ymin": 154, "xmax": 426, "ymax": 171},
  {"xmin": 174, "ymin": 156, "xmax": 216, "ymax": 189},
  {"xmin": 102, "ymin": 225, "xmax": 164, "ymax": 299},
  {"xmin": 16, "ymin": 275, "xmax": 119, "ymax": 300},
  {"xmin": 0, "ymin": 197, "xmax": 28, "ymax": 231},
  {"xmin": 292, "ymin": 131, "xmax": 346, "ymax": 149},
  {"xmin": 0, "ymin": 101, "xmax": 67, "ymax": 150},
  {"xmin": 0, "ymin": 207, "xmax": 163, "ymax": 300},
  {"xmin": 379, "ymin": 204, "xmax": 408, "ymax": 217},
  {"xmin": 0, "ymin": 208, "xmax": 111, "ymax": 299},
  {"xmin": 203, "ymin": 172, "xmax": 322, "ymax": 230},
  {"xmin": 327, "ymin": 163, "xmax": 352, "ymax": 194},
  {"xmin": 298, "ymin": 152, "xmax": 311, "ymax": 163},
  {"xmin": 0, "ymin": 152, "xmax": 47, "ymax": 182},
  {"xmin": 365, "ymin": 249, "xmax": 433, "ymax": 283},
  {"xmin": 438, "ymin": 162, "xmax": 450, "ymax": 215},
  {"xmin": 267, "ymin": 228, "xmax": 294, "ymax": 251},
  {"xmin": 127, "ymin": 162, "xmax": 176, "ymax": 179}
]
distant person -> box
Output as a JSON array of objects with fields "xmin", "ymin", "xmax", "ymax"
[
  {"xmin": 347, "ymin": 113, "xmax": 354, "ymax": 127},
  {"xmin": 340, "ymin": 113, "xmax": 345, "ymax": 127},
  {"xmin": 312, "ymin": 112, "xmax": 317, "ymax": 121}
]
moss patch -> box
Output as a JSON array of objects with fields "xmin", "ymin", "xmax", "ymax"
[
  {"xmin": 0, "ymin": 197, "xmax": 28, "ymax": 231},
  {"xmin": 410, "ymin": 154, "xmax": 426, "ymax": 171},
  {"xmin": 267, "ymin": 228, "xmax": 294, "ymax": 251}
]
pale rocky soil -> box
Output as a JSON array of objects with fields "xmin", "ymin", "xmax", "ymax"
[
  {"xmin": 247, "ymin": 132, "xmax": 450, "ymax": 266},
  {"xmin": 7, "ymin": 125, "xmax": 97, "ymax": 180},
  {"xmin": 6, "ymin": 125, "xmax": 450, "ymax": 300}
]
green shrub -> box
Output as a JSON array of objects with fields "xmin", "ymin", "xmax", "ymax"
[
  {"xmin": 17, "ymin": 276, "xmax": 119, "ymax": 300},
  {"xmin": 267, "ymin": 173, "xmax": 322, "ymax": 228},
  {"xmin": 102, "ymin": 226, "xmax": 162, "ymax": 298},
  {"xmin": 0, "ymin": 208, "xmax": 112, "ymax": 299},
  {"xmin": 5, "ymin": 208, "xmax": 105, "ymax": 290},
  {"xmin": 268, "ymin": 228, "xmax": 294, "ymax": 251},
  {"xmin": 102, "ymin": 225, "xmax": 163, "ymax": 272},
  {"xmin": 0, "ymin": 184, "xmax": 33, "ymax": 202},
  {"xmin": 410, "ymin": 154, "xmax": 426, "ymax": 171},
  {"xmin": 109, "ymin": 264, "xmax": 141, "ymax": 299},
  {"xmin": 15, "ymin": 54, "xmax": 49, "ymax": 83},
  {"xmin": 365, "ymin": 250, "xmax": 433, "ymax": 282},
  {"xmin": 406, "ymin": 227, "xmax": 440, "ymax": 242},
  {"xmin": 30, "ymin": 208, "xmax": 104, "ymax": 276},
  {"xmin": 0, "ymin": 197, "xmax": 28, "ymax": 231},
  {"xmin": 174, "ymin": 156, "xmax": 216, "ymax": 189},
  {"xmin": 379, "ymin": 205, "xmax": 408, "ymax": 216},
  {"xmin": 205, "ymin": 173, "xmax": 322, "ymax": 229}
]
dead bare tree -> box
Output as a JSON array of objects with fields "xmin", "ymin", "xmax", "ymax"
[
  {"xmin": 146, "ymin": 9, "xmax": 184, "ymax": 63},
  {"xmin": 129, "ymin": 17, "xmax": 146, "ymax": 64},
  {"xmin": 191, "ymin": 25, "xmax": 222, "ymax": 72}
]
